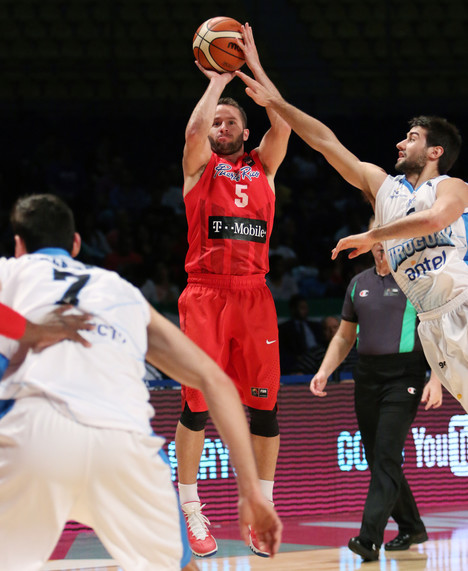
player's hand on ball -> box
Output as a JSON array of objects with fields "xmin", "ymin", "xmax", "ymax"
[
  {"xmin": 193, "ymin": 17, "xmax": 245, "ymax": 72},
  {"xmin": 194, "ymin": 60, "xmax": 235, "ymax": 83}
]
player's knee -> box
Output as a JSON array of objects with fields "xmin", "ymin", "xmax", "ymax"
[
  {"xmin": 248, "ymin": 405, "xmax": 279, "ymax": 437},
  {"xmin": 179, "ymin": 403, "xmax": 209, "ymax": 432}
]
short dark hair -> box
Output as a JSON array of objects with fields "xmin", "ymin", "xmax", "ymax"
[
  {"xmin": 218, "ymin": 97, "xmax": 248, "ymax": 128},
  {"xmin": 409, "ymin": 115, "xmax": 462, "ymax": 174},
  {"xmin": 10, "ymin": 194, "xmax": 75, "ymax": 253}
]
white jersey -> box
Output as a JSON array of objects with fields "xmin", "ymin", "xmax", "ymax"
[
  {"xmin": 0, "ymin": 248, "xmax": 154, "ymax": 434},
  {"xmin": 374, "ymin": 174, "xmax": 468, "ymax": 313}
]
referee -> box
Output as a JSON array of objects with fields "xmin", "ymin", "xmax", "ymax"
[{"xmin": 310, "ymin": 230, "xmax": 442, "ymax": 562}]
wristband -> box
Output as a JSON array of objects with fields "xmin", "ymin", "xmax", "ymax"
[{"xmin": 0, "ymin": 303, "xmax": 27, "ymax": 340}]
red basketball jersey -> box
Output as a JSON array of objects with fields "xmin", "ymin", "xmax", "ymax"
[{"xmin": 184, "ymin": 151, "xmax": 275, "ymax": 276}]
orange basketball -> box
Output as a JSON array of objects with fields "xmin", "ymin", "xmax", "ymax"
[{"xmin": 193, "ymin": 17, "xmax": 245, "ymax": 73}]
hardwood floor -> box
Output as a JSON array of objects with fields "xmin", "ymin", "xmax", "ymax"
[
  {"xmin": 42, "ymin": 539, "xmax": 468, "ymax": 571},
  {"xmin": 42, "ymin": 506, "xmax": 468, "ymax": 570}
]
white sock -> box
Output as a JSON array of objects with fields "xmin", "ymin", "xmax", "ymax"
[
  {"xmin": 178, "ymin": 483, "xmax": 200, "ymax": 505},
  {"xmin": 259, "ymin": 479, "xmax": 274, "ymax": 503}
]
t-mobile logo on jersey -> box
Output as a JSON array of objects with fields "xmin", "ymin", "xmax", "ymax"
[{"xmin": 209, "ymin": 216, "xmax": 267, "ymax": 243}]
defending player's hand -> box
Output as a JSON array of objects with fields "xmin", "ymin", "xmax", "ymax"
[
  {"xmin": 235, "ymin": 70, "xmax": 272, "ymax": 107},
  {"xmin": 332, "ymin": 231, "xmax": 375, "ymax": 260},
  {"xmin": 237, "ymin": 23, "xmax": 261, "ymax": 72},
  {"xmin": 22, "ymin": 305, "xmax": 94, "ymax": 351},
  {"xmin": 310, "ymin": 372, "xmax": 329, "ymax": 397},
  {"xmin": 238, "ymin": 494, "xmax": 282, "ymax": 557}
]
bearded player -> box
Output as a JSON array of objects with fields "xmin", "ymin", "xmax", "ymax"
[{"xmin": 175, "ymin": 23, "xmax": 291, "ymax": 558}]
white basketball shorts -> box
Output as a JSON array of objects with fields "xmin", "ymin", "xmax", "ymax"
[
  {"xmin": 418, "ymin": 287, "xmax": 468, "ymax": 414},
  {"xmin": 0, "ymin": 396, "xmax": 191, "ymax": 570}
]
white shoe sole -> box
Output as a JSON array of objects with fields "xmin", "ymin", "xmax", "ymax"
[
  {"xmin": 191, "ymin": 543, "xmax": 218, "ymax": 558},
  {"xmin": 249, "ymin": 538, "xmax": 270, "ymax": 558}
]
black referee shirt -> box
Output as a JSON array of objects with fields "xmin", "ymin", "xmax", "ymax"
[{"xmin": 341, "ymin": 267, "xmax": 423, "ymax": 355}]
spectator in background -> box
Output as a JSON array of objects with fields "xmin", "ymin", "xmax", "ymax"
[
  {"xmin": 295, "ymin": 315, "xmax": 352, "ymax": 377},
  {"xmin": 103, "ymin": 232, "xmax": 143, "ymax": 277},
  {"xmin": 266, "ymin": 254, "xmax": 299, "ymax": 301},
  {"xmin": 279, "ymin": 294, "xmax": 321, "ymax": 374},
  {"xmin": 45, "ymin": 144, "xmax": 86, "ymax": 209},
  {"xmin": 321, "ymin": 315, "xmax": 340, "ymax": 344},
  {"xmin": 139, "ymin": 262, "xmax": 180, "ymax": 306},
  {"xmin": 78, "ymin": 212, "xmax": 112, "ymax": 265},
  {"xmin": 269, "ymin": 215, "xmax": 299, "ymax": 266}
]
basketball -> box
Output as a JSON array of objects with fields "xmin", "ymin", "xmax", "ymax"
[{"xmin": 193, "ymin": 17, "xmax": 245, "ymax": 73}]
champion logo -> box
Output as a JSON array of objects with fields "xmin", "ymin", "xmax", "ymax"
[
  {"xmin": 408, "ymin": 387, "xmax": 417, "ymax": 395},
  {"xmin": 359, "ymin": 290, "xmax": 369, "ymax": 297},
  {"xmin": 266, "ymin": 339, "xmax": 277, "ymax": 345}
]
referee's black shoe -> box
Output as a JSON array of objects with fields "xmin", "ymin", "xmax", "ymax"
[
  {"xmin": 384, "ymin": 531, "xmax": 428, "ymax": 551},
  {"xmin": 348, "ymin": 537, "xmax": 379, "ymax": 561}
]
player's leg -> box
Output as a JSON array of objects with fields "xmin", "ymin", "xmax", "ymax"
[
  {"xmin": 250, "ymin": 429, "xmax": 280, "ymax": 482},
  {"xmin": 81, "ymin": 429, "xmax": 191, "ymax": 570},
  {"xmin": 175, "ymin": 404, "xmax": 218, "ymax": 558},
  {"xmin": 229, "ymin": 283, "xmax": 281, "ymax": 557},
  {"xmin": 176, "ymin": 284, "xmax": 228, "ymax": 557},
  {"xmin": 248, "ymin": 409, "xmax": 280, "ymax": 557},
  {"xmin": 175, "ymin": 410, "xmax": 207, "ymax": 485},
  {"xmin": 0, "ymin": 398, "xmax": 81, "ymax": 570}
]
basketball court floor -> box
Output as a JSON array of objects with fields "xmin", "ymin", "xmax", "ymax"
[{"xmin": 43, "ymin": 504, "xmax": 468, "ymax": 570}]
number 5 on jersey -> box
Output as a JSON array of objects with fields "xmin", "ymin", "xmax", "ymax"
[{"xmin": 235, "ymin": 184, "xmax": 248, "ymax": 208}]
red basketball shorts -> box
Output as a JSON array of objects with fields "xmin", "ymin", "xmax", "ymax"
[{"xmin": 178, "ymin": 274, "xmax": 280, "ymax": 412}]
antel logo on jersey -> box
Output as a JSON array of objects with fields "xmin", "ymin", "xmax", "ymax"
[
  {"xmin": 387, "ymin": 229, "xmax": 454, "ymax": 278},
  {"xmin": 209, "ymin": 216, "xmax": 267, "ymax": 243},
  {"xmin": 213, "ymin": 163, "xmax": 261, "ymax": 182}
]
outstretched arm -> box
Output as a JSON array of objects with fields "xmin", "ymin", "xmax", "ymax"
[
  {"xmin": 236, "ymin": 70, "xmax": 386, "ymax": 201},
  {"xmin": 0, "ymin": 302, "xmax": 93, "ymax": 349},
  {"xmin": 332, "ymin": 177, "xmax": 468, "ymax": 260},
  {"xmin": 237, "ymin": 23, "xmax": 290, "ymax": 177},
  {"xmin": 183, "ymin": 65, "xmax": 235, "ymax": 194},
  {"xmin": 310, "ymin": 320, "xmax": 357, "ymax": 397},
  {"xmin": 145, "ymin": 306, "xmax": 282, "ymax": 556}
]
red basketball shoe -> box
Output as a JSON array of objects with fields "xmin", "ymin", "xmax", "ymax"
[
  {"xmin": 182, "ymin": 501, "xmax": 218, "ymax": 557},
  {"xmin": 249, "ymin": 526, "xmax": 271, "ymax": 557}
]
